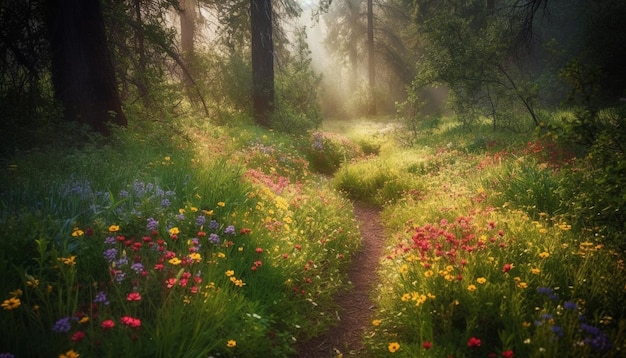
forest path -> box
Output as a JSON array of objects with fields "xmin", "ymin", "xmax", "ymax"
[{"xmin": 295, "ymin": 202, "xmax": 386, "ymax": 357}]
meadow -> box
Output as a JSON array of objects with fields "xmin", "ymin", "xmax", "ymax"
[{"xmin": 1, "ymin": 113, "xmax": 625, "ymax": 357}]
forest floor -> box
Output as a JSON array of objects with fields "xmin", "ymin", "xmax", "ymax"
[{"xmin": 296, "ymin": 203, "xmax": 386, "ymax": 358}]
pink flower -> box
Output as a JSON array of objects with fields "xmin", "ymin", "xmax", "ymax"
[
  {"xmin": 502, "ymin": 263, "xmax": 513, "ymax": 273},
  {"xmin": 255, "ymin": 247, "xmax": 263, "ymax": 253},
  {"xmin": 101, "ymin": 319, "xmax": 115, "ymax": 330},
  {"xmin": 120, "ymin": 316, "xmax": 141, "ymax": 329},
  {"xmin": 467, "ymin": 337, "xmax": 481, "ymax": 348},
  {"xmin": 127, "ymin": 292, "xmax": 141, "ymax": 301},
  {"xmin": 502, "ymin": 350, "xmax": 514, "ymax": 358},
  {"xmin": 423, "ymin": 341, "xmax": 432, "ymax": 349}
]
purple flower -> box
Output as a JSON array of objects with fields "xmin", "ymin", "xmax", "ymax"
[
  {"xmin": 103, "ymin": 248, "xmax": 118, "ymax": 262},
  {"xmin": 115, "ymin": 271, "xmax": 126, "ymax": 283},
  {"xmin": 209, "ymin": 220, "xmax": 219, "ymax": 230},
  {"xmin": 552, "ymin": 325, "xmax": 564, "ymax": 337},
  {"xmin": 161, "ymin": 199, "xmax": 171, "ymax": 208},
  {"xmin": 0, "ymin": 353, "xmax": 15, "ymax": 358},
  {"xmin": 52, "ymin": 317, "xmax": 72, "ymax": 333},
  {"xmin": 131, "ymin": 262, "xmax": 144, "ymax": 274},
  {"xmin": 208, "ymin": 233, "xmax": 220, "ymax": 244},
  {"xmin": 224, "ymin": 225, "xmax": 236, "ymax": 235},
  {"xmin": 176, "ymin": 213, "xmax": 185, "ymax": 221},
  {"xmin": 564, "ymin": 301, "xmax": 577, "ymax": 310},
  {"xmin": 195, "ymin": 215, "xmax": 206, "ymax": 226},
  {"xmin": 93, "ymin": 291, "xmax": 110, "ymax": 305},
  {"xmin": 146, "ymin": 217, "xmax": 159, "ymax": 231},
  {"xmin": 104, "ymin": 236, "xmax": 116, "ymax": 245}
]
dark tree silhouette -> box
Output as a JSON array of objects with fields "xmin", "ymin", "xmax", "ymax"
[
  {"xmin": 45, "ymin": 0, "xmax": 126, "ymax": 134},
  {"xmin": 250, "ymin": 0, "xmax": 275, "ymax": 127}
]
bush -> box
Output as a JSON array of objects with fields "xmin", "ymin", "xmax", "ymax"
[{"xmin": 302, "ymin": 132, "xmax": 364, "ymax": 175}]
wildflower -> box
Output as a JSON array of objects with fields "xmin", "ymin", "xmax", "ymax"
[
  {"xmin": 195, "ymin": 215, "xmax": 206, "ymax": 226},
  {"xmin": 168, "ymin": 257, "xmax": 181, "ymax": 265},
  {"xmin": 225, "ymin": 270, "xmax": 235, "ymax": 277},
  {"xmin": 564, "ymin": 301, "xmax": 577, "ymax": 311},
  {"xmin": 467, "ymin": 284, "xmax": 477, "ymax": 292},
  {"xmin": 1, "ymin": 297, "xmax": 20, "ymax": 310},
  {"xmin": 539, "ymin": 251, "xmax": 550, "ymax": 259},
  {"xmin": 552, "ymin": 326, "xmax": 564, "ymax": 337},
  {"xmin": 59, "ymin": 349, "xmax": 79, "ymax": 358},
  {"xmin": 476, "ymin": 277, "xmax": 487, "ymax": 284},
  {"xmin": 71, "ymin": 228, "xmax": 84, "ymax": 237},
  {"xmin": 120, "ymin": 316, "xmax": 141, "ymax": 329},
  {"xmin": 208, "ymin": 233, "xmax": 220, "ymax": 244},
  {"xmin": 401, "ymin": 293, "xmax": 411, "ymax": 302},
  {"xmin": 372, "ymin": 319, "xmax": 381, "ymax": 326},
  {"xmin": 58, "ymin": 256, "xmax": 77, "ymax": 266},
  {"xmin": 71, "ymin": 331, "xmax": 86, "ymax": 342},
  {"xmin": 530, "ymin": 268, "xmax": 541, "ymax": 275},
  {"xmin": 217, "ymin": 202, "xmax": 225, "ymax": 207},
  {"xmin": 501, "ymin": 350, "xmax": 514, "ymax": 358},
  {"xmin": 255, "ymin": 247, "xmax": 263, "ymax": 253},
  {"xmin": 25, "ymin": 275, "xmax": 39, "ymax": 287},
  {"xmin": 0, "ymin": 353, "xmax": 15, "ymax": 358},
  {"xmin": 103, "ymin": 248, "xmax": 117, "ymax": 262},
  {"xmin": 146, "ymin": 218, "xmax": 158, "ymax": 231},
  {"xmin": 52, "ymin": 317, "xmax": 72, "ymax": 333},
  {"xmin": 109, "ymin": 225, "xmax": 120, "ymax": 233},
  {"xmin": 169, "ymin": 227, "xmax": 180, "ymax": 236},
  {"xmin": 224, "ymin": 225, "xmax": 236, "ymax": 235},
  {"xmin": 127, "ymin": 292, "xmax": 141, "ymax": 302},
  {"xmin": 398, "ymin": 264, "xmax": 408, "ymax": 274},
  {"xmin": 467, "ymin": 337, "xmax": 481, "ymax": 348},
  {"xmin": 94, "ymin": 291, "xmax": 109, "ymax": 305},
  {"xmin": 502, "ymin": 263, "xmax": 513, "ymax": 273},
  {"xmin": 388, "ymin": 342, "xmax": 400, "ymax": 353},
  {"xmin": 227, "ymin": 340, "xmax": 236, "ymax": 348},
  {"xmin": 517, "ymin": 282, "xmax": 528, "ymax": 289},
  {"xmin": 423, "ymin": 341, "xmax": 432, "ymax": 350}
]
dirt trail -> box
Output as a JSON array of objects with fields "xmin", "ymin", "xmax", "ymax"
[{"xmin": 296, "ymin": 203, "xmax": 386, "ymax": 357}]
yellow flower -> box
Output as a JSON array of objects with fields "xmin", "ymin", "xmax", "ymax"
[
  {"xmin": 79, "ymin": 316, "xmax": 89, "ymax": 324},
  {"xmin": 169, "ymin": 227, "xmax": 180, "ymax": 235},
  {"xmin": 190, "ymin": 206, "xmax": 198, "ymax": 212},
  {"xmin": 476, "ymin": 277, "xmax": 487, "ymax": 284},
  {"xmin": 168, "ymin": 257, "xmax": 181, "ymax": 265},
  {"xmin": 225, "ymin": 270, "xmax": 235, "ymax": 277},
  {"xmin": 108, "ymin": 225, "xmax": 120, "ymax": 233},
  {"xmin": 539, "ymin": 251, "xmax": 550, "ymax": 259},
  {"xmin": 388, "ymin": 342, "xmax": 400, "ymax": 353},
  {"xmin": 398, "ymin": 264, "xmax": 408, "ymax": 274},
  {"xmin": 217, "ymin": 252, "xmax": 226, "ymax": 258},
  {"xmin": 539, "ymin": 228, "xmax": 548, "ymax": 234},
  {"xmin": 517, "ymin": 282, "xmax": 528, "ymax": 289},
  {"xmin": 530, "ymin": 268, "xmax": 541, "ymax": 275},
  {"xmin": 227, "ymin": 340, "xmax": 236, "ymax": 348},
  {"xmin": 1, "ymin": 297, "xmax": 21, "ymax": 310},
  {"xmin": 71, "ymin": 228, "xmax": 84, "ymax": 237},
  {"xmin": 427, "ymin": 293, "xmax": 436, "ymax": 300},
  {"xmin": 58, "ymin": 256, "xmax": 77, "ymax": 266},
  {"xmin": 9, "ymin": 289, "xmax": 22, "ymax": 297},
  {"xmin": 445, "ymin": 265, "xmax": 454, "ymax": 272},
  {"xmin": 444, "ymin": 274, "xmax": 454, "ymax": 281},
  {"xmin": 179, "ymin": 208, "xmax": 185, "ymax": 214},
  {"xmin": 203, "ymin": 209, "xmax": 214, "ymax": 216},
  {"xmin": 217, "ymin": 202, "xmax": 225, "ymax": 207},
  {"xmin": 424, "ymin": 270, "xmax": 434, "ymax": 278},
  {"xmin": 401, "ymin": 293, "xmax": 411, "ymax": 302},
  {"xmin": 372, "ymin": 319, "xmax": 382, "ymax": 326},
  {"xmin": 59, "ymin": 349, "xmax": 80, "ymax": 358},
  {"xmin": 522, "ymin": 321, "xmax": 532, "ymax": 328},
  {"xmin": 188, "ymin": 253, "xmax": 202, "ymax": 263},
  {"xmin": 467, "ymin": 284, "xmax": 477, "ymax": 292},
  {"xmin": 25, "ymin": 275, "xmax": 39, "ymax": 287}
]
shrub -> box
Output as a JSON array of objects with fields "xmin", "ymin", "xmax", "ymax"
[{"xmin": 303, "ymin": 132, "xmax": 364, "ymax": 175}]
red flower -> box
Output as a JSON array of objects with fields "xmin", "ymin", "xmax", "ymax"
[
  {"xmin": 423, "ymin": 341, "xmax": 432, "ymax": 349},
  {"xmin": 101, "ymin": 319, "xmax": 115, "ymax": 330},
  {"xmin": 467, "ymin": 337, "xmax": 481, "ymax": 348},
  {"xmin": 255, "ymin": 247, "xmax": 263, "ymax": 253},
  {"xmin": 502, "ymin": 263, "xmax": 513, "ymax": 273},
  {"xmin": 71, "ymin": 331, "xmax": 86, "ymax": 342},
  {"xmin": 127, "ymin": 292, "xmax": 141, "ymax": 302},
  {"xmin": 502, "ymin": 350, "xmax": 514, "ymax": 358}
]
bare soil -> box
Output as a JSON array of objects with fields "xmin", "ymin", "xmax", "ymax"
[{"xmin": 295, "ymin": 203, "xmax": 385, "ymax": 357}]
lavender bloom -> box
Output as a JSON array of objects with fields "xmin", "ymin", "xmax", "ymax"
[
  {"xmin": 93, "ymin": 291, "xmax": 110, "ymax": 305},
  {"xmin": 131, "ymin": 263, "xmax": 144, "ymax": 274},
  {"xmin": 104, "ymin": 236, "xmax": 116, "ymax": 245},
  {"xmin": 224, "ymin": 225, "xmax": 236, "ymax": 235},
  {"xmin": 52, "ymin": 317, "xmax": 72, "ymax": 333},
  {"xmin": 146, "ymin": 217, "xmax": 159, "ymax": 231},
  {"xmin": 161, "ymin": 199, "xmax": 171, "ymax": 208},
  {"xmin": 208, "ymin": 233, "xmax": 220, "ymax": 244},
  {"xmin": 564, "ymin": 301, "xmax": 577, "ymax": 311},
  {"xmin": 115, "ymin": 257, "xmax": 128, "ymax": 267},
  {"xmin": 209, "ymin": 220, "xmax": 219, "ymax": 230},
  {"xmin": 155, "ymin": 188, "xmax": 165, "ymax": 197},
  {"xmin": 552, "ymin": 326, "xmax": 564, "ymax": 337},
  {"xmin": 195, "ymin": 215, "xmax": 206, "ymax": 226},
  {"xmin": 115, "ymin": 271, "xmax": 126, "ymax": 283},
  {"xmin": 176, "ymin": 213, "xmax": 185, "ymax": 221},
  {"xmin": 0, "ymin": 353, "xmax": 15, "ymax": 358},
  {"xmin": 103, "ymin": 248, "xmax": 118, "ymax": 262},
  {"xmin": 119, "ymin": 190, "xmax": 129, "ymax": 198}
]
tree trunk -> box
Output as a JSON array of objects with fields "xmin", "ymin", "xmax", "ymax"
[
  {"xmin": 180, "ymin": 0, "xmax": 196, "ymax": 94},
  {"xmin": 367, "ymin": 0, "xmax": 376, "ymax": 115},
  {"xmin": 250, "ymin": 0, "xmax": 275, "ymax": 127},
  {"xmin": 46, "ymin": 0, "xmax": 126, "ymax": 134}
]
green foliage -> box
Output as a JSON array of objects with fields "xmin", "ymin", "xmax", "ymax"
[{"xmin": 302, "ymin": 131, "xmax": 364, "ymax": 175}]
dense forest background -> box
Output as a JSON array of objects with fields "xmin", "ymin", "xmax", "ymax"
[{"xmin": 1, "ymin": 0, "xmax": 625, "ymax": 148}]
